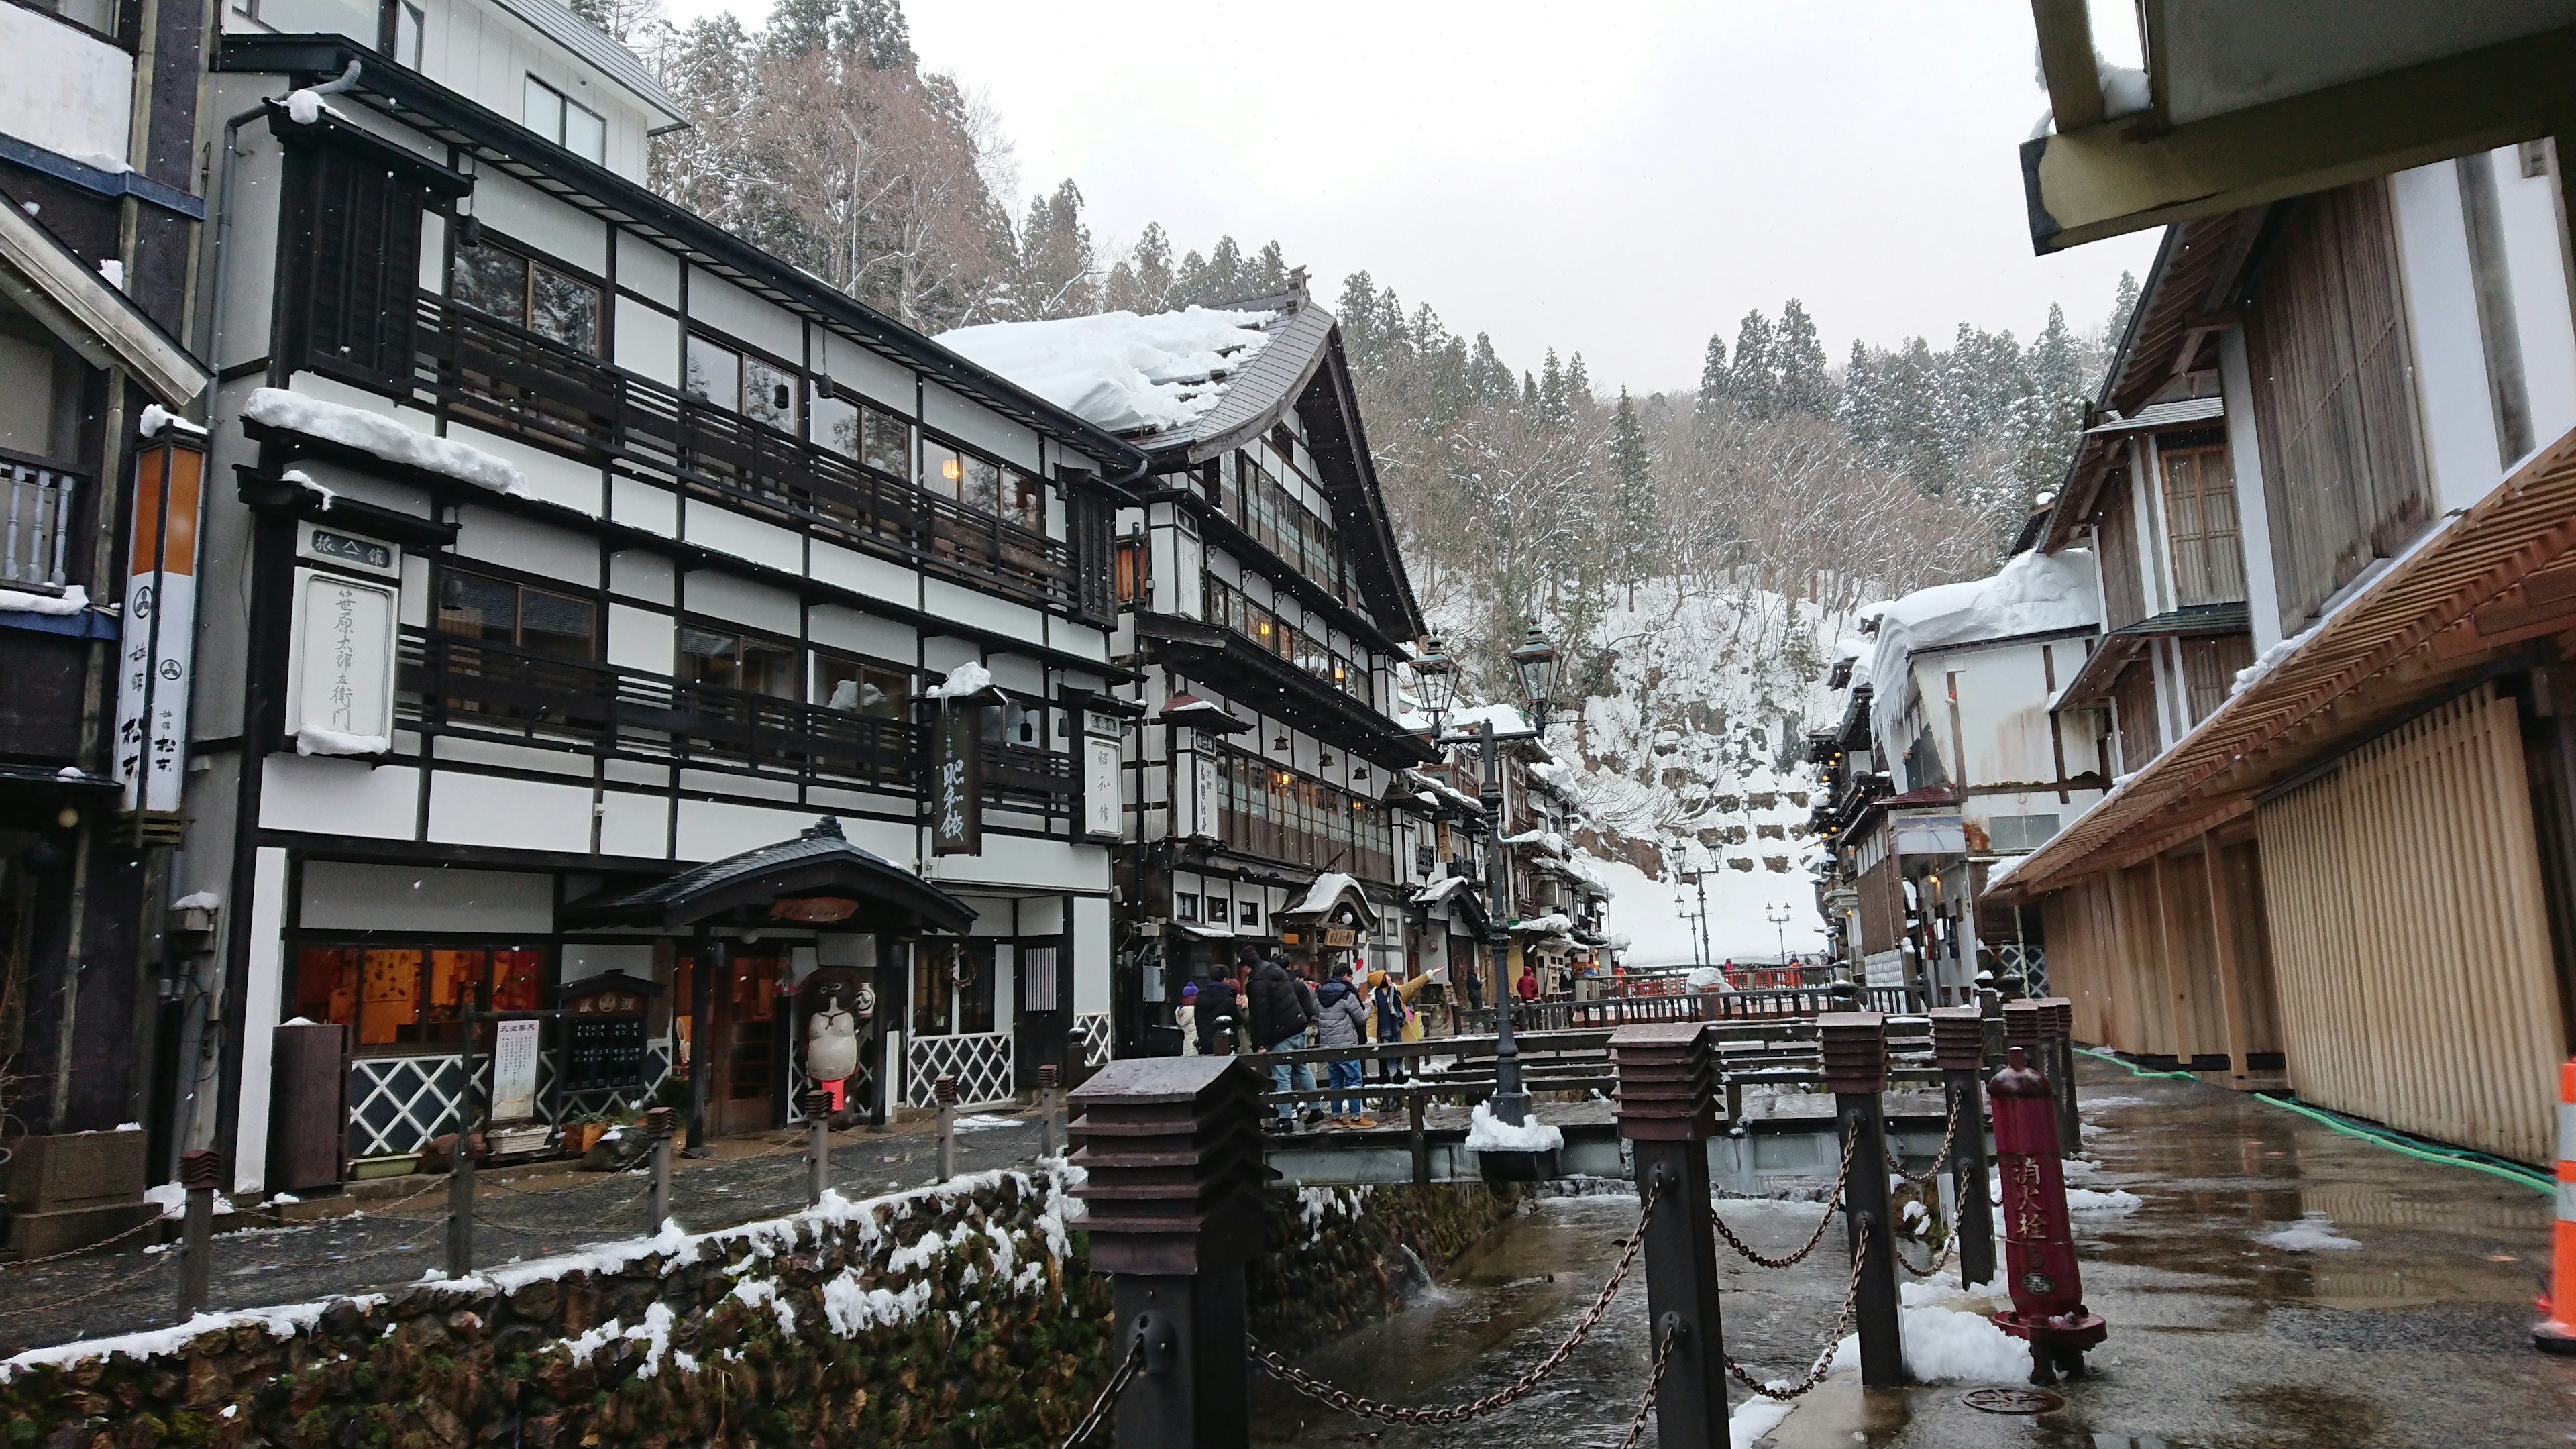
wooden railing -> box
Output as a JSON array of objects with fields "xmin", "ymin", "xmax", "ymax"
[
  {"xmin": 397, "ymin": 627, "xmax": 1078, "ymax": 809},
  {"xmin": 1455, "ymin": 984, "xmax": 1925, "ymax": 1037},
  {"xmin": 1, "ymin": 452, "xmax": 79, "ymax": 592},
  {"xmin": 401, "ymin": 294, "xmax": 1083, "ymax": 618}
]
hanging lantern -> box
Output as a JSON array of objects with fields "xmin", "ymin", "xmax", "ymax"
[{"xmin": 1508, "ymin": 625, "xmax": 1558, "ymax": 714}]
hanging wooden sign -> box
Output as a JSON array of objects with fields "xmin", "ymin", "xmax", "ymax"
[{"xmin": 930, "ymin": 701, "xmax": 984, "ymax": 856}]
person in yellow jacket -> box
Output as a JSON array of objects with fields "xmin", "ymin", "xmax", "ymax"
[{"xmin": 1365, "ymin": 968, "xmax": 1438, "ymax": 1084}]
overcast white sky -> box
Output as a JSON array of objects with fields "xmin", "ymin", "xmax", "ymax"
[{"xmin": 661, "ymin": 0, "xmax": 2163, "ymax": 394}]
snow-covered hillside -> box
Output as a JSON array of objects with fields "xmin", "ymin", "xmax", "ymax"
[{"xmin": 1436, "ymin": 578, "xmax": 1856, "ymax": 965}]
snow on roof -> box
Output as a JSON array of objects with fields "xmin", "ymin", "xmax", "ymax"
[
  {"xmin": 1285, "ymin": 870, "xmax": 1361, "ymax": 918},
  {"xmin": 1866, "ymin": 549, "xmax": 2099, "ymax": 751},
  {"xmin": 1440, "ymin": 702, "xmax": 1532, "ymax": 735},
  {"xmin": 1412, "ymin": 874, "xmax": 1473, "ymax": 908},
  {"xmin": 245, "ymin": 388, "xmax": 525, "ymax": 496},
  {"xmin": 924, "ymin": 662, "xmax": 994, "ymax": 700},
  {"xmin": 936, "ymin": 307, "xmax": 1277, "ymax": 437}
]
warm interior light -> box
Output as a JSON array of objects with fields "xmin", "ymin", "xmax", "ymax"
[{"xmin": 943, "ymin": 457, "xmax": 962, "ymax": 482}]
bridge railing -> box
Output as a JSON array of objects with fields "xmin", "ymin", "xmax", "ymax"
[{"xmin": 1454, "ymin": 983, "xmax": 1926, "ymax": 1038}]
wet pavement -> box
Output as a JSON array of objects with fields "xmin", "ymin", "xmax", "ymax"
[
  {"xmin": 0, "ymin": 1113, "xmax": 1043, "ymax": 1356},
  {"xmin": 1259, "ymin": 1055, "xmax": 2576, "ymax": 1449}
]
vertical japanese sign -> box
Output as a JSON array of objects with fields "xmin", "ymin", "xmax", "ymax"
[
  {"xmin": 115, "ymin": 437, "xmax": 206, "ymax": 813},
  {"xmin": 930, "ymin": 701, "xmax": 983, "ymax": 856},
  {"xmin": 1191, "ymin": 749, "xmax": 1223, "ymax": 842},
  {"xmin": 490, "ymin": 1017, "xmax": 542, "ymax": 1122},
  {"xmin": 1082, "ymin": 734, "xmax": 1121, "ymax": 841},
  {"xmin": 288, "ymin": 570, "xmax": 396, "ymax": 747}
]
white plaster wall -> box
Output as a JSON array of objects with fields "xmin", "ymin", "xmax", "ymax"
[
  {"xmin": 231, "ymin": 847, "xmax": 290, "ymax": 1195},
  {"xmin": 454, "ymin": 504, "xmax": 598, "ymax": 580},
  {"xmin": 614, "ymin": 296, "xmax": 681, "ymax": 388},
  {"xmin": 682, "ymin": 568, "xmax": 799, "ymax": 635},
  {"xmin": 606, "ymin": 602, "xmax": 673, "ymax": 672},
  {"xmin": 2491, "ymin": 146, "xmax": 2576, "ymax": 450},
  {"xmin": 301, "ymin": 861, "xmax": 556, "ymax": 930},
  {"xmin": 428, "ymin": 771, "xmax": 592, "ymax": 853},
  {"xmin": 469, "ymin": 168, "xmax": 606, "ymax": 276},
  {"xmin": 1073, "ymin": 894, "xmax": 1112, "ymax": 1014},
  {"xmin": 923, "ymin": 381, "xmax": 1041, "ymax": 472},
  {"xmin": 686, "ymin": 267, "xmax": 800, "ymax": 360},
  {"xmin": 261, "ymin": 757, "xmax": 419, "ymax": 839},
  {"xmin": 0, "ymin": 7, "xmax": 132, "ymax": 170}
]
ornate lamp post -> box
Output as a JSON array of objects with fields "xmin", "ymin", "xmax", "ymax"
[
  {"xmin": 1413, "ymin": 625, "xmax": 1556, "ymax": 1127},
  {"xmin": 1766, "ymin": 902, "xmax": 1793, "ymax": 966}
]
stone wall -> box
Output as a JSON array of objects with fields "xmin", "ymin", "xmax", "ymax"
[{"xmin": 1, "ymin": 1173, "xmax": 1513, "ymax": 1448}]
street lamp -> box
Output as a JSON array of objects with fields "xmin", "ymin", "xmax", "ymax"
[
  {"xmin": 1417, "ymin": 623, "xmax": 1556, "ymax": 1127},
  {"xmin": 1765, "ymin": 902, "xmax": 1792, "ymax": 967},
  {"xmin": 1677, "ymin": 867, "xmax": 1713, "ymax": 972}
]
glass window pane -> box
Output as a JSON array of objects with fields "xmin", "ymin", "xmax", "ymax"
[
  {"xmin": 739, "ymin": 639, "xmax": 799, "ymax": 699},
  {"xmin": 396, "ymin": 2, "xmax": 423, "ymax": 66},
  {"xmin": 678, "ymin": 627, "xmax": 739, "ymax": 686},
  {"xmin": 359, "ymin": 949, "xmax": 423, "ymax": 1047},
  {"xmin": 961, "ymin": 455, "xmax": 1002, "ymax": 515},
  {"xmin": 813, "ymin": 394, "xmax": 859, "ymax": 458},
  {"xmin": 254, "ymin": 0, "xmax": 375, "ymax": 48},
  {"xmin": 437, "ymin": 570, "xmax": 518, "ymax": 645},
  {"xmin": 523, "ymin": 77, "xmax": 564, "ymax": 143},
  {"xmin": 451, "ymin": 241, "xmax": 528, "ymax": 326},
  {"xmin": 744, "ymin": 356, "xmax": 796, "ymax": 432},
  {"xmin": 492, "ymin": 949, "xmax": 543, "ymax": 1012},
  {"xmin": 563, "ymin": 101, "xmax": 606, "ymax": 163},
  {"xmin": 923, "ymin": 441, "xmax": 962, "ymax": 498},
  {"xmin": 1002, "ymin": 469, "xmax": 1044, "ymax": 532},
  {"xmin": 292, "ymin": 948, "xmax": 358, "ymax": 1030},
  {"xmin": 519, "ymin": 587, "xmax": 595, "ymax": 658},
  {"xmin": 862, "ymin": 409, "xmax": 910, "ymax": 478},
  {"xmin": 685, "ymin": 335, "xmax": 740, "ymax": 411},
  {"xmin": 958, "ymin": 947, "xmax": 994, "ymax": 1034},
  {"xmin": 529, "ymin": 265, "xmax": 601, "ymax": 355}
]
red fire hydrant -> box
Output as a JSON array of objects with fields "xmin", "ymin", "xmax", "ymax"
[{"xmin": 1990, "ymin": 1045, "xmax": 2106, "ymax": 1385}]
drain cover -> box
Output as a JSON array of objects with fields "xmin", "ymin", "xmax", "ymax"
[{"xmin": 1962, "ymin": 1387, "xmax": 2065, "ymax": 1415}]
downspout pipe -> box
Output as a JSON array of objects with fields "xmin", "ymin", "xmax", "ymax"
[{"xmin": 196, "ymin": 60, "xmax": 360, "ymax": 417}]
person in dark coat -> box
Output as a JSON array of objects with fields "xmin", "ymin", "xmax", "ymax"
[
  {"xmin": 1245, "ymin": 947, "xmax": 1316, "ymax": 1124},
  {"xmin": 1315, "ymin": 963, "xmax": 1372, "ymax": 1125},
  {"xmin": 1192, "ymin": 973, "xmax": 1240, "ymax": 1055}
]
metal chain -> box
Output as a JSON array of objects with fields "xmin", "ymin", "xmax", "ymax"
[
  {"xmin": 1711, "ymin": 1130, "xmax": 1856, "ymax": 1270},
  {"xmin": 1884, "ymin": 1096, "xmax": 1964, "ymax": 1188},
  {"xmin": 1892, "ymin": 1222, "xmax": 1957, "ymax": 1279},
  {"xmin": 1721, "ymin": 1218, "xmax": 1870, "ymax": 1402},
  {"xmin": 1250, "ymin": 1177, "xmax": 1665, "ymax": 1425},
  {"xmin": 1616, "ymin": 1318, "xmax": 1678, "ymax": 1449},
  {"xmin": 0, "ymin": 1208, "xmax": 167, "ymax": 1271},
  {"xmin": 1058, "ymin": 1334, "xmax": 1143, "ymax": 1449},
  {"xmin": 0, "ymin": 1250, "xmax": 174, "ymax": 1320}
]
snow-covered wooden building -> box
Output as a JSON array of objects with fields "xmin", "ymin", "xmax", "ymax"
[
  {"xmin": 1995, "ymin": 6, "xmax": 2576, "ymax": 1164},
  {"xmin": 176, "ymin": 1, "xmax": 1145, "ymax": 1194},
  {"xmin": 941, "ymin": 288, "xmax": 1434, "ymax": 1050}
]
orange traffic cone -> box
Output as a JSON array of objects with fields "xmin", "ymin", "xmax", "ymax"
[{"xmin": 2535, "ymin": 1060, "xmax": 2576, "ymax": 1354}]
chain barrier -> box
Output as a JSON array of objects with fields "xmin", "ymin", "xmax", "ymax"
[
  {"xmin": 1892, "ymin": 1222, "xmax": 1957, "ymax": 1279},
  {"xmin": 1055, "ymin": 1332, "xmax": 1143, "ymax": 1449},
  {"xmin": 1884, "ymin": 1096, "xmax": 1965, "ymax": 1189},
  {"xmin": 0, "ymin": 1250, "xmax": 175, "ymax": 1320},
  {"xmin": 0, "ymin": 1210, "xmax": 166, "ymax": 1271},
  {"xmin": 1720, "ymin": 1218, "xmax": 1870, "ymax": 1403},
  {"xmin": 1711, "ymin": 1130, "xmax": 1856, "ymax": 1271},
  {"xmin": 1250, "ymin": 1176, "xmax": 1664, "ymax": 1425},
  {"xmin": 1615, "ymin": 1317, "xmax": 1678, "ymax": 1449}
]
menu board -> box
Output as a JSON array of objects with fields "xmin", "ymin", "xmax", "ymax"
[{"xmin": 565, "ymin": 1014, "xmax": 647, "ymax": 1092}]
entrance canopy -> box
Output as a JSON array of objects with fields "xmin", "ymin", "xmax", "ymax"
[{"xmin": 566, "ymin": 816, "xmax": 977, "ymax": 934}]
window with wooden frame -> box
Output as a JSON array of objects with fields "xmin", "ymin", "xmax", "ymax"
[
  {"xmin": 922, "ymin": 437, "xmax": 1045, "ymax": 533},
  {"xmin": 523, "ymin": 76, "xmax": 606, "ymax": 164},
  {"xmin": 290, "ymin": 943, "xmax": 544, "ymax": 1053},
  {"xmin": 1113, "ymin": 537, "xmax": 1146, "ymax": 604},
  {"xmin": 436, "ymin": 566, "xmax": 598, "ymax": 659},
  {"xmin": 2244, "ymin": 178, "xmax": 2432, "ymax": 633},
  {"xmin": 678, "ymin": 623, "xmax": 800, "ymax": 700},
  {"xmin": 812, "ymin": 388, "xmax": 912, "ymax": 479},
  {"xmin": 2156, "ymin": 429, "xmax": 2245, "ymax": 607},
  {"xmin": 684, "ymin": 334, "xmax": 799, "ymax": 434},
  {"xmin": 813, "ymin": 651, "xmax": 910, "ymax": 718},
  {"xmin": 450, "ymin": 233, "xmax": 602, "ymax": 356}
]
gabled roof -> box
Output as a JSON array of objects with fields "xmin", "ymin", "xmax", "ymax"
[{"xmin": 566, "ymin": 816, "xmax": 975, "ymax": 932}]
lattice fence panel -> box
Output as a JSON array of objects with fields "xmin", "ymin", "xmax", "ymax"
[{"xmin": 906, "ymin": 1032, "xmax": 1014, "ymax": 1108}]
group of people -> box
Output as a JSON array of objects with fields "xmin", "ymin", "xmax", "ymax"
[{"xmin": 1174, "ymin": 943, "xmax": 1438, "ymax": 1132}]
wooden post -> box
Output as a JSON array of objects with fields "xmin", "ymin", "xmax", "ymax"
[
  {"xmin": 447, "ymin": 977, "xmax": 487, "ymax": 1281},
  {"xmin": 2199, "ymin": 834, "xmax": 2253, "ymax": 1088},
  {"xmin": 1069, "ymin": 1056, "xmax": 1267, "ymax": 1449},
  {"xmin": 1407, "ymin": 1091, "xmax": 1429, "ymax": 1185},
  {"xmin": 687, "ymin": 937, "xmax": 718, "ymax": 1155},
  {"xmin": 1609, "ymin": 1022, "xmax": 1729, "ymax": 1448},
  {"xmin": 643, "ymin": 1106, "xmax": 676, "ymax": 1231},
  {"xmin": 176, "ymin": 1148, "xmax": 219, "ymax": 1317},
  {"xmin": 1821, "ymin": 1011, "xmax": 1907, "ymax": 1387},
  {"xmin": 802, "ymin": 1089, "xmax": 833, "ymax": 1205},
  {"xmin": 1038, "ymin": 1063, "xmax": 1062, "ymax": 1159},
  {"xmin": 2044, "ymin": 999, "xmax": 2081, "ymax": 1157},
  {"xmin": 934, "ymin": 1075, "xmax": 958, "ymax": 1181},
  {"xmin": 1930, "ymin": 1008, "xmax": 1996, "ymax": 1287}
]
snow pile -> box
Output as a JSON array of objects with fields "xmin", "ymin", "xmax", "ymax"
[
  {"xmin": 244, "ymin": 388, "xmax": 526, "ymax": 496},
  {"xmin": 297, "ymin": 724, "xmax": 388, "ymax": 757},
  {"xmin": 1866, "ymin": 549, "xmax": 2099, "ymax": 748},
  {"xmin": 138, "ymin": 403, "xmax": 205, "ymax": 438},
  {"xmin": 2231, "ymin": 625, "xmax": 2313, "ymax": 697},
  {"xmin": 936, "ymin": 306, "xmax": 1276, "ymax": 435},
  {"xmin": 282, "ymin": 87, "xmax": 344, "ymax": 125},
  {"xmin": 0, "ymin": 585, "xmax": 89, "ymax": 616},
  {"xmin": 923, "ymin": 661, "xmax": 992, "ymax": 700},
  {"xmin": 2257, "ymin": 1212, "xmax": 2361, "ymax": 1252},
  {"xmin": 1729, "ymin": 1398, "xmax": 1794, "ymax": 1447},
  {"xmin": 142, "ymin": 1183, "xmax": 238, "ymax": 1219},
  {"xmin": 951, "ymin": 1113, "xmax": 1017, "ymax": 1129},
  {"xmin": 1509, "ymin": 912, "xmax": 1574, "ymax": 936},
  {"xmin": 2065, "ymin": 1186, "xmax": 2143, "ymax": 1215},
  {"xmin": 172, "ymin": 890, "xmax": 219, "ymax": 911},
  {"xmin": 1464, "ymin": 1102, "xmax": 1563, "ymax": 1154}
]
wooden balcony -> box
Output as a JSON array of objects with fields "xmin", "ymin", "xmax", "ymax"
[
  {"xmin": 395, "ymin": 627, "xmax": 1077, "ymax": 810},
  {"xmin": 391, "ymin": 294, "xmax": 1082, "ymax": 618}
]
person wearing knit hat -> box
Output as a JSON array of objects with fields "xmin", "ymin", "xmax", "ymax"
[{"xmin": 1177, "ymin": 981, "xmax": 1199, "ymax": 1056}]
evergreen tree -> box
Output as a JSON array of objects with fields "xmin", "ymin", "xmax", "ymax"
[
  {"xmin": 1609, "ymin": 387, "xmax": 1657, "ymax": 603},
  {"xmin": 1008, "ymin": 179, "xmax": 1095, "ymax": 319},
  {"xmin": 1839, "ymin": 338, "xmax": 1882, "ymax": 447},
  {"xmin": 1103, "ymin": 223, "xmax": 1177, "ymax": 315},
  {"xmin": 1468, "ymin": 333, "xmax": 1513, "ymax": 404},
  {"xmin": 1774, "ymin": 300, "xmax": 1834, "ymax": 418},
  {"xmin": 843, "ymin": 0, "xmax": 914, "ymax": 68},
  {"xmin": 1565, "ymin": 352, "xmax": 1592, "ymax": 408},
  {"xmin": 1730, "ymin": 309, "xmax": 1776, "ymax": 419},
  {"xmin": 1695, "ymin": 333, "xmax": 1729, "ymax": 424},
  {"xmin": 2106, "ymin": 270, "xmax": 2140, "ymax": 345},
  {"xmin": 1538, "ymin": 349, "xmax": 1568, "ymax": 428}
]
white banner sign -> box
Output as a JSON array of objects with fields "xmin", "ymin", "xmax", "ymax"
[
  {"xmin": 1083, "ymin": 735, "xmax": 1121, "ymax": 840},
  {"xmin": 288, "ymin": 570, "xmax": 398, "ymax": 749},
  {"xmin": 1190, "ymin": 753, "xmax": 1223, "ymax": 841},
  {"xmin": 491, "ymin": 1018, "xmax": 542, "ymax": 1122},
  {"xmin": 114, "ymin": 443, "xmax": 205, "ymax": 812}
]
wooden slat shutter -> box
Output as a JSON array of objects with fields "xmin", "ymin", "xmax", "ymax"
[
  {"xmin": 280, "ymin": 133, "xmax": 449, "ymax": 397},
  {"xmin": 1066, "ymin": 484, "xmax": 1116, "ymax": 625}
]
